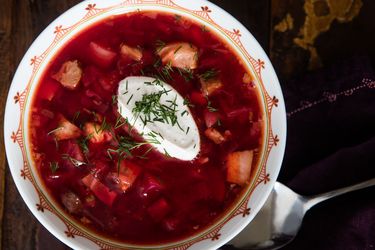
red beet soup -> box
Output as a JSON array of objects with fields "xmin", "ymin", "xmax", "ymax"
[{"xmin": 29, "ymin": 11, "xmax": 264, "ymax": 244}]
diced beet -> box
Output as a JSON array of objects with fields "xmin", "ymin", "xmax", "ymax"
[
  {"xmin": 190, "ymin": 91, "xmax": 207, "ymax": 106},
  {"xmin": 61, "ymin": 140, "xmax": 84, "ymax": 162},
  {"xmin": 141, "ymin": 49, "xmax": 154, "ymax": 66},
  {"xmin": 162, "ymin": 216, "xmax": 181, "ymax": 232},
  {"xmin": 147, "ymin": 197, "xmax": 170, "ymax": 222},
  {"xmin": 106, "ymin": 160, "xmax": 141, "ymax": 193},
  {"xmin": 82, "ymin": 66, "xmax": 103, "ymax": 87},
  {"xmin": 227, "ymin": 107, "xmax": 251, "ymax": 124},
  {"xmin": 98, "ymin": 70, "xmax": 120, "ymax": 92},
  {"xmin": 91, "ymin": 160, "xmax": 111, "ymax": 180},
  {"xmin": 138, "ymin": 174, "xmax": 164, "ymax": 201},
  {"xmin": 190, "ymin": 182, "xmax": 211, "ymax": 201},
  {"xmin": 61, "ymin": 191, "xmax": 82, "ymax": 214},
  {"xmin": 88, "ymin": 42, "xmax": 117, "ymax": 68},
  {"xmin": 82, "ymin": 173, "xmax": 118, "ymax": 206},
  {"xmin": 40, "ymin": 109, "xmax": 54, "ymax": 119},
  {"xmin": 204, "ymin": 109, "xmax": 220, "ymax": 128},
  {"xmin": 39, "ymin": 79, "xmax": 61, "ymax": 101}
]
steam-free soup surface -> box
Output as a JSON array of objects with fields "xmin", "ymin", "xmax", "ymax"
[{"xmin": 30, "ymin": 11, "xmax": 263, "ymax": 244}]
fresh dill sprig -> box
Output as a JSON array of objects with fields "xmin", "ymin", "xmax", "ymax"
[
  {"xmin": 72, "ymin": 111, "xmax": 80, "ymax": 122},
  {"xmin": 199, "ymin": 68, "xmax": 219, "ymax": 81},
  {"xmin": 174, "ymin": 45, "xmax": 183, "ymax": 54},
  {"xmin": 47, "ymin": 127, "xmax": 63, "ymax": 136},
  {"xmin": 155, "ymin": 39, "xmax": 166, "ymax": 53},
  {"xmin": 183, "ymin": 98, "xmax": 194, "ymax": 108},
  {"xmin": 158, "ymin": 61, "xmax": 174, "ymax": 81},
  {"xmin": 77, "ymin": 135, "xmax": 92, "ymax": 154},
  {"xmin": 132, "ymin": 90, "xmax": 180, "ymax": 127},
  {"xmin": 112, "ymin": 95, "xmax": 118, "ymax": 105},
  {"xmin": 206, "ymin": 97, "xmax": 218, "ymax": 112},
  {"xmin": 177, "ymin": 68, "xmax": 194, "ymax": 82},
  {"xmin": 49, "ymin": 161, "xmax": 59, "ymax": 173},
  {"xmin": 94, "ymin": 117, "xmax": 110, "ymax": 134},
  {"xmin": 114, "ymin": 116, "xmax": 129, "ymax": 129}
]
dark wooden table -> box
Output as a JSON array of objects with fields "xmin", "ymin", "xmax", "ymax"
[{"xmin": 1, "ymin": 0, "xmax": 375, "ymax": 249}]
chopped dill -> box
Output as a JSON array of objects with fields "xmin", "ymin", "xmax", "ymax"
[
  {"xmin": 47, "ymin": 127, "xmax": 63, "ymax": 136},
  {"xmin": 199, "ymin": 68, "xmax": 219, "ymax": 81},
  {"xmin": 163, "ymin": 148, "xmax": 171, "ymax": 157},
  {"xmin": 159, "ymin": 61, "xmax": 174, "ymax": 80},
  {"xmin": 183, "ymin": 98, "xmax": 194, "ymax": 108},
  {"xmin": 155, "ymin": 39, "xmax": 166, "ymax": 53},
  {"xmin": 186, "ymin": 127, "xmax": 190, "ymax": 134},
  {"xmin": 94, "ymin": 117, "xmax": 110, "ymax": 134},
  {"xmin": 201, "ymin": 25, "xmax": 209, "ymax": 32},
  {"xmin": 217, "ymin": 119, "xmax": 222, "ymax": 126},
  {"xmin": 181, "ymin": 110, "xmax": 188, "ymax": 117},
  {"xmin": 132, "ymin": 89, "xmax": 180, "ymax": 127},
  {"xmin": 49, "ymin": 161, "xmax": 59, "ymax": 173},
  {"xmin": 77, "ymin": 135, "xmax": 92, "ymax": 154},
  {"xmin": 112, "ymin": 95, "xmax": 118, "ymax": 105},
  {"xmin": 174, "ymin": 14, "xmax": 182, "ymax": 22},
  {"xmin": 72, "ymin": 111, "xmax": 80, "ymax": 122},
  {"xmin": 177, "ymin": 68, "xmax": 194, "ymax": 82},
  {"xmin": 127, "ymin": 94, "xmax": 134, "ymax": 105},
  {"xmin": 153, "ymin": 57, "xmax": 162, "ymax": 68},
  {"xmin": 174, "ymin": 45, "xmax": 183, "ymax": 54},
  {"xmin": 206, "ymin": 97, "xmax": 218, "ymax": 112}
]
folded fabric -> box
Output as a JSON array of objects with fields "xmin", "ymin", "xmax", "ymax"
[{"xmin": 279, "ymin": 55, "xmax": 375, "ymax": 250}]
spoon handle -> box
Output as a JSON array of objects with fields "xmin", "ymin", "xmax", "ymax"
[{"xmin": 303, "ymin": 177, "xmax": 375, "ymax": 211}]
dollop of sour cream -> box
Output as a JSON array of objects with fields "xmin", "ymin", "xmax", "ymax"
[{"xmin": 117, "ymin": 76, "xmax": 200, "ymax": 161}]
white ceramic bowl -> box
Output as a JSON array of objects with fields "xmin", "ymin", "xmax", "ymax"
[{"xmin": 4, "ymin": 0, "xmax": 286, "ymax": 249}]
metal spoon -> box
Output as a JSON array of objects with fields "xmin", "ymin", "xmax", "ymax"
[{"xmin": 225, "ymin": 178, "xmax": 375, "ymax": 250}]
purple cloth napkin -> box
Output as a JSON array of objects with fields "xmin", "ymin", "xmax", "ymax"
[{"xmin": 279, "ymin": 56, "xmax": 375, "ymax": 250}]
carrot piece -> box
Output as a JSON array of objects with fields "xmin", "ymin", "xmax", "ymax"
[
  {"xmin": 82, "ymin": 174, "xmax": 118, "ymax": 207},
  {"xmin": 226, "ymin": 150, "xmax": 253, "ymax": 185}
]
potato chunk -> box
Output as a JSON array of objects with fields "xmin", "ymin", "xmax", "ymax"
[
  {"xmin": 120, "ymin": 44, "xmax": 143, "ymax": 61},
  {"xmin": 226, "ymin": 150, "xmax": 253, "ymax": 185},
  {"xmin": 158, "ymin": 42, "xmax": 198, "ymax": 69},
  {"xmin": 52, "ymin": 60, "xmax": 82, "ymax": 90}
]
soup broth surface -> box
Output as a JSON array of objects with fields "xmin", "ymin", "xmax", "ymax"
[{"xmin": 30, "ymin": 11, "xmax": 263, "ymax": 243}]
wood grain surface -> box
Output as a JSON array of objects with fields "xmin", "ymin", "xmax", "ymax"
[{"xmin": 0, "ymin": 0, "xmax": 374, "ymax": 249}]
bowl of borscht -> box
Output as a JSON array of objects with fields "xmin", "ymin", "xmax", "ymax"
[{"xmin": 4, "ymin": 0, "xmax": 286, "ymax": 249}]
